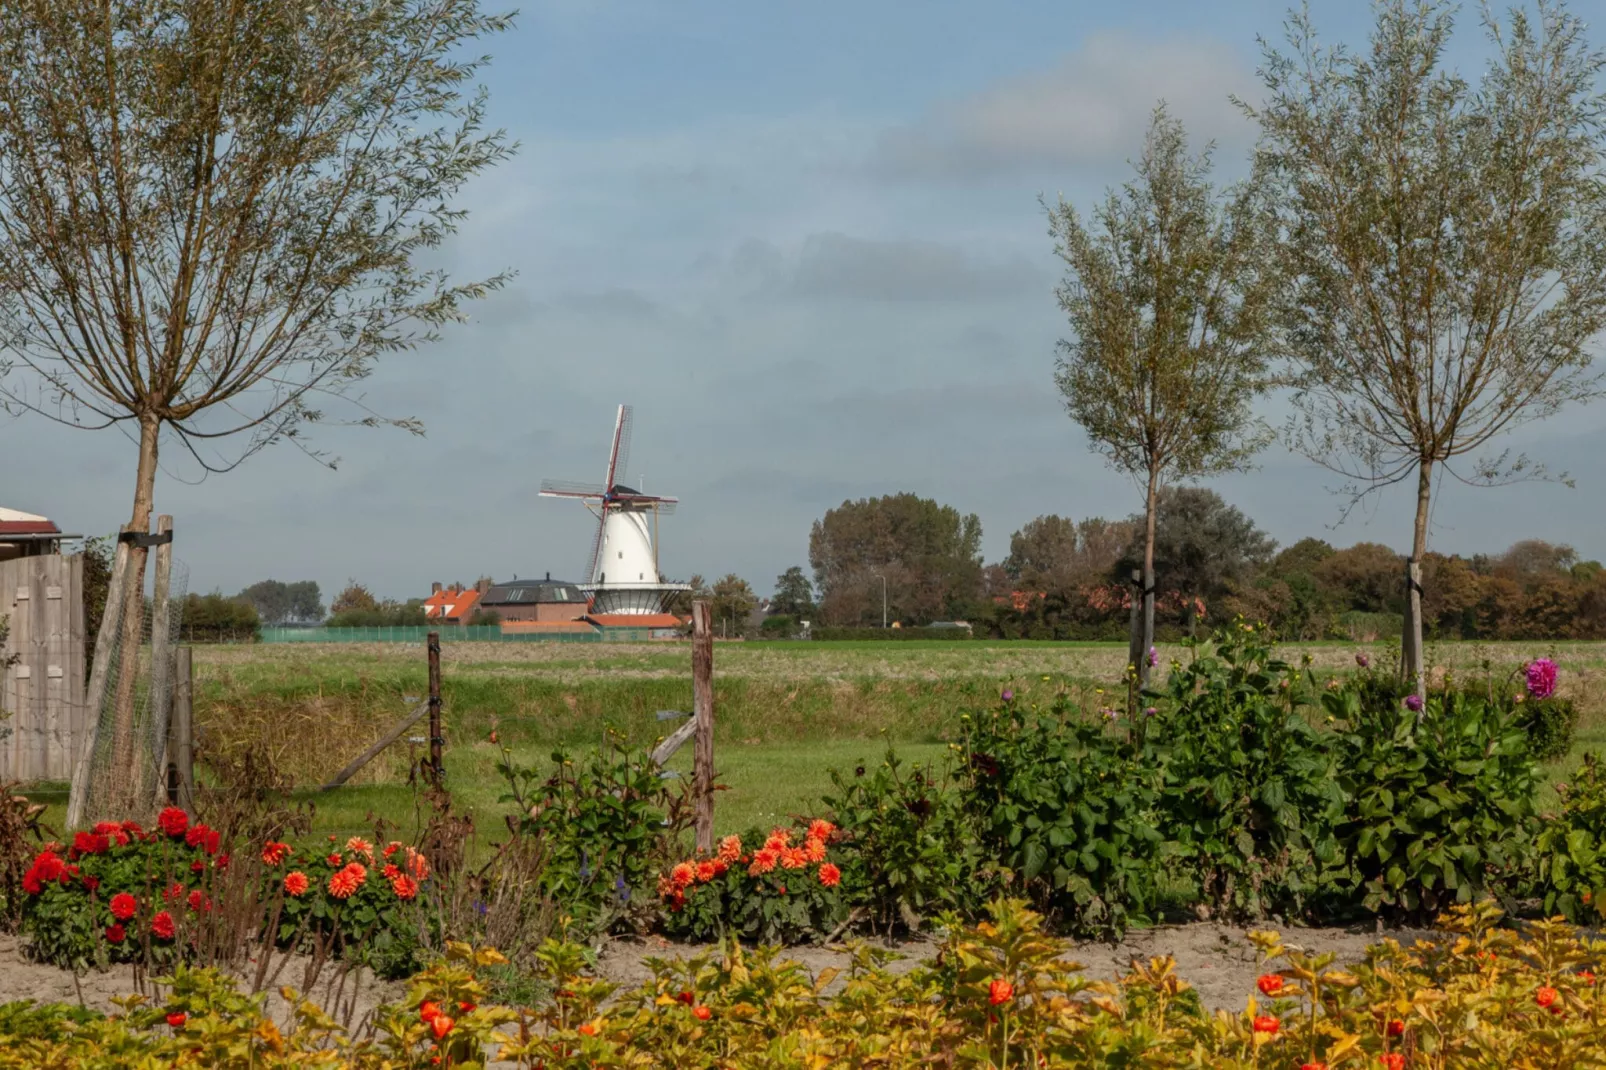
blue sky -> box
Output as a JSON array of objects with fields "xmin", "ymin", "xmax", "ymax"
[{"xmin": 6, "ymin": 0, "xmax": 1606, "ymax": 601}]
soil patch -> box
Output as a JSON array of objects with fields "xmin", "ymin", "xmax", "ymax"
[
  {"xmin": 0, "ymin": 933, "xmax": 403, "ymax": 1031},
  {"xmin": 597, "ymin": 920, "xmax": 1437, "ymax": 1012}
]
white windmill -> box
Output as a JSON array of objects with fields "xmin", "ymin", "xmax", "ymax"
[{"xmin": 539, "ymin": 405, "xmax": 690, "ymax": 616}]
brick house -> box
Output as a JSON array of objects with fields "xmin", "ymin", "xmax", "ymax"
[{"xmin": 478, "ymin": 575, "xmax": 589, "ymax": 622}]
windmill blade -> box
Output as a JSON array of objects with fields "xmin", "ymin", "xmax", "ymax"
[
  {"xmin": 584, "ymin": 506, "xmax": 609, "ymax": 583},
  {"xmin": 604, "ymin": 405, "xmax": 633, "ymax": 490},
  {"xmin": 539, "ymin": 479, "xmax": 607, "ymax": 498}
]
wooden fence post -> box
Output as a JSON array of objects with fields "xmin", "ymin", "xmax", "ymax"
[
  {"xmin": 1402, "ymin": 556, "xmax": 1424, "ymax": 703},
  {"xmin": 427, "ymin": 631, "xmax": 443, "ymax": 786},
  {"xmin": 146, "ymin": 516, "xmax": 174, "ymax": 808},
  {"xmin": 66, "ymin": 528, "xmax": 132, "ymax": 829},
  {"xmin": 167, "ymin": 646, "xmax": 194, "ymax": 810},
  {"xmin": 692, "ymin": 600, "xmax": 714, "ymax": 854}
]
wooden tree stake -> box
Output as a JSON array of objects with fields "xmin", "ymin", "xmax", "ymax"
[
  {"xmin": 66, "ymin": 528, "xmax": 132, "ymax": 828},
  {"xmin": 1403, "ymin": 556, "xmax": 1424, "ymax": 704},
  {"xmin": 692, "ymin": 600, "xmax": 715, "ymax": 853},
  {"xmin": 167, "ymin": 646, "xmax": 194, "ymax": 810},
  {"xmin": 145, "ymin": 515, "xmax": 174, "ymax": 807}
]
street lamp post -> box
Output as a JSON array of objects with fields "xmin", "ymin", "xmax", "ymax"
[{"xmin": 874, "ymin": 573, "xmax": 887, "ymax": 629}]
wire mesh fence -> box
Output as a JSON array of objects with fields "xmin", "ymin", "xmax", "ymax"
[{"xmin": 73, "ymin": 559, "xmax": 189, "ymax": 825}]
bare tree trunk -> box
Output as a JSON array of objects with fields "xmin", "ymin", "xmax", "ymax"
[
  {"xmin": 110, "ymin": 415, "xmax": 159, "ymax": 800},
  {"xmin": 1410, "ymin": 460, "xmax": 1432, "ymax": 563},
  {"xmin": 1402, "ymin": 460, "xmax": 1432, "ymax": 698}
]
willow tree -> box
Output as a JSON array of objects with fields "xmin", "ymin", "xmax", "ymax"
[
  {"xmin": 1244, "ymin": 0, "xmax": 1606, "ymax": 681},
  {"xmin": 1048, "ymin": 106, "xmax": 1277, "ymax": 686},
  {"xmin": 0, "ymin": 0, "xmax": 513, "ymax": 797}
]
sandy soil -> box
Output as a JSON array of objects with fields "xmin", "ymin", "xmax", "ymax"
[
  {"xmin": 0, "ymin": 921, "xmax": 1430, "ymax": 1023},
  {"xmin": 0, "ymin": 933, "xmax": 404, "ymax": 1031},
  {"xmin": 596, "ymin": 920, "xmax": 1437, "ymax": 1013}
]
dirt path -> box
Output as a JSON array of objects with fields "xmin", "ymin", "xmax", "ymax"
[
  {"xmin": 598, "ymin": 920, "xmax": 1434, "ymax": 1013},
  {"xmin": 0, "ymin": 933, "xmax": 403, "ymax": 1030},
  {"xmin": 0, "ymin": 920, "xmax": 1432, "ymax": 1029}
]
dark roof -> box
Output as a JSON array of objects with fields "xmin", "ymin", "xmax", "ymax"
[
  {"xmin": 481, "ymin": 579, "xmax": 587, "ymax": 605},
  {"xmin": 611, "ymin": 483, "xmax": 639, "ymax": 496}
]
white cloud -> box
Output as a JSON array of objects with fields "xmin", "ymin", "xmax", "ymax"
[{"xmin": 870, "ymin": 32, "xmax": 1257, "ymax": 183}]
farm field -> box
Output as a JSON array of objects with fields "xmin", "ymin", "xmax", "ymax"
[{"xmin": 30, "ymin": 636, "xmax": 1603, "ymax": 846}]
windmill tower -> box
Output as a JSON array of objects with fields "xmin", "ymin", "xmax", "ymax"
[{"xmin": 540, "ymin": 405, "xmax": 690, "ymax": 615}]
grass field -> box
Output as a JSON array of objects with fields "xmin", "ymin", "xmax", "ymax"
[{"xmin": 30, "ymin": 636, "xmax": 1606, "ymax": 843}]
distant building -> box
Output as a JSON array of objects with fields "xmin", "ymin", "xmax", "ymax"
[
  {"xmin": 0, "ymin": 506, "xmax": 75, "ymax": 562},
  {"xmin": 423, "ymin": 583, "xmax": 481, "ymax": 625},
  {"xmin": 479, "ymin": 574, "xmax": 589, "ymax": 623}
]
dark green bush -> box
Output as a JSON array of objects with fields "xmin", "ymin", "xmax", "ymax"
[
  {"xmin": 958, "ymin": 700, "xmax": 1164, "ymax": 937},
  {"xmin": 809, "ymin": 626, "xmax": 974, "ymax": 641},
  {"xmin": 498, "ymin": 734, "xmax": 687, "ymax": 933},
  {"xmin": 1149, "ymin": 626, "xmax": 1342, "ymax": 921},
  {"xmin": 822, "ymin": 747, "xmax": 996, "ymax": 932},
  {"xmin": 1518, "ymin": 696, "xmax": 1578, "ymax": 762},
  {"xmin": 1536, "ymin": 751, "xmax": 1606, "ymax": 921},
  {"xmin": 759, "ymin": 614, "xmax": 797, "ymax": 637},
  {"xmin": 180, "ymin": 592, "xmax": 261, "ymax": 642},
  {"xmin": 1325, "ymin": 684, "xmax": 1537, "ymax": 922}
]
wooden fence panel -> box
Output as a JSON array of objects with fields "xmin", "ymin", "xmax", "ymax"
[{"xmin": 0, "ymin": 554, "xmax": 87, "ymax": 782}]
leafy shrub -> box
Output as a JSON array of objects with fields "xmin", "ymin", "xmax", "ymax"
[
  {"xmin": 822, "ymin": 747, "xmax": 997, "ymax": 932},
  {"xmin": 1519, "ymin": 695, "xmax": 1578, "ymax": 762},
  {"xmin": 808, "ymin": 626, "xmax": 974, "ymax": 641},
  {"xmin": 1536, "ymin": 751, "xmax": 1606, "ymax": 921},
  {"xmin": 499, "ymin": 734, "xmax": 687, "ymax": 932},
  {"xmin": 759, "ymin": 613, "xmax": 796, "ymax": 637},
  {"xmin": 180, "ymin": 591, "xmax": 261, "ymax": 642},
  {"xmin": 6, "ymin": 900, "xmax": 1606, "ymax": 1067},
  {"xmin": 958, "ymin": 699, "xmax": 1164, "ymax": 936},
  {"xmin": 1325, "ymin": 684, "xmax": 1538, "ymax": 921},
  {"xmin": 657, "ymin": 820, "xmax": 849, "ymax": 943},
  {"xmin": 1336, "ymin": 610, "xmax": 1403, "ymax": 640},
  {"xmin": 1150, "ymin": 625, "xmax": 1342, "ymax": 920},
  {"xmin": 500, "ymin": 898, "xmax": 1606, "ymax": 1070}
]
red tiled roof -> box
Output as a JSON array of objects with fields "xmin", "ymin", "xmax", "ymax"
[
  {"xmin": 584, "ymin": 613, "xmax": 686, "ymax": 629},
  {"xmin": 423, "ymin": 587, "xmax": 481, "ymax": 621}
]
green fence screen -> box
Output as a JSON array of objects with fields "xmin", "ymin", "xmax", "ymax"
[{"xmin": 259, "ymin": 626, "xmax": 660, "ymax": 644}]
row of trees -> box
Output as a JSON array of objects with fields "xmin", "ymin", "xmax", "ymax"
[
  {"xmin": 1045, "ymin": 0, "xmax": 1606, "ymax": 680},
  {"xmin": 771, "ymin": 488, "xmax": 1606, "ymax": 642}
]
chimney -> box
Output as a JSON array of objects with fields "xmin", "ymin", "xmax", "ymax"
[
  {"xmin": 476, "ymin": 577, "xmax": 491, "ymax": 594},
  {"xmin": 545, "ymin": 571, "xmax": 551, "ymax": 582},
  {"xmin": 431, "ymin": 581, "xmax": 442, "ymax": 594}
]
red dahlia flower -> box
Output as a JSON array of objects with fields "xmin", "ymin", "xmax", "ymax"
[{"xmin": 157, "ymin": 808, "xmax": 189, "ymax": 838}]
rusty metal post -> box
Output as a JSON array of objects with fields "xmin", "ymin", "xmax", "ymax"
[
  {"xmin": 427, "ymin": 631, "xmax": 443, "ymax": 785},
  {"xmin": 692, "ymin": 601, "xmax": 714, "ymax": 853}
]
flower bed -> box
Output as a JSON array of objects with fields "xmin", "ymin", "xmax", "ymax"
[
  {"xmin": 1, "ymin": 900, "xmax": 1604, "ymax": 1068},
  {"xmin": 19, "ymin": 808, "xmax": 431, "ymax": 976},
  {"xmin": 658, "ymin": 819, "xmax": 849, "ymax": 943}
]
